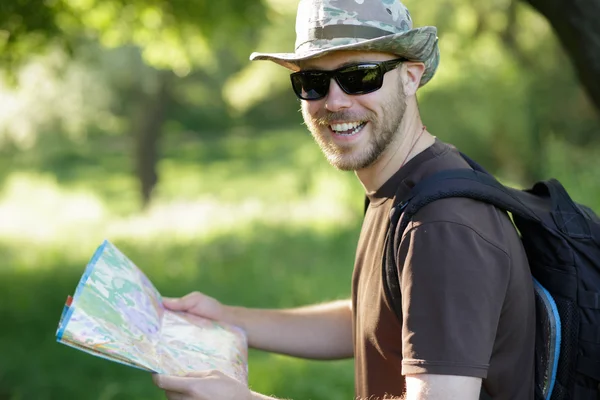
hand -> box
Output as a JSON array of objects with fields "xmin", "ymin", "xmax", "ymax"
[
  {"xmin": 163, "ymin": 291, "xmax": 227, "ymax": 322},
  {"xmin": 152, "ymin": 370, "xmax": 252, "ymax": 400}
]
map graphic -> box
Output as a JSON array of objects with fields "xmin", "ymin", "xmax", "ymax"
[{"xmin": 56, "ymin": 240, "xmax": 248, "ymax": 383}]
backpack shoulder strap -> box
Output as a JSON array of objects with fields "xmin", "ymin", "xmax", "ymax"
[{"xmin": 399, "ymin": 168, "xmax": 543, "ymax": 226}]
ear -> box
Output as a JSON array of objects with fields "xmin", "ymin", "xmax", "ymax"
[{"xmin": 402, "ymin": 62, "xmax": 426, "ymax": 96}]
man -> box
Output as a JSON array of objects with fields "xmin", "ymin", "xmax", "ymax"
[{"xmin": 152, "ymin": 0, "xmax": 536, "ymax": 399}]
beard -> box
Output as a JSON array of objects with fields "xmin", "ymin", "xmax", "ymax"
[{"xmin": 301, "ymin": 86, "xmax": 407, "ymax": 171}]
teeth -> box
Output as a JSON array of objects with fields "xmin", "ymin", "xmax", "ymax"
[{"xmin": 331, "ymin": 121, "xmax": 363, "ymax": 132}]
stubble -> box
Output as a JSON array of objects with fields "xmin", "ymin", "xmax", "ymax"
[{"xmin": 302, "ymin": 87, "xmax": 407, "ymax": 171}]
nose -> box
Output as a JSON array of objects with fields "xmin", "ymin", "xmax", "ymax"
[{"xmin": 325, "ymin": 78, "xmax": 352, "ymax": 112}]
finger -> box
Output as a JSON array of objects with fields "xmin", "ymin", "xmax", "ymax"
[
  {"xmin": 152, "ymin": 372, "xmax": 212, "ymax": 393},
  {"xmin": 162, "ymin": 297, "xmax": 183, "ymax": 310},
  {"xmin": 163, "ymin": 292, "xmax": 201, "ymax": 311},
  {"xmin": 153, "ymin": 374, "xmax": 188, "ymax": 393},
  {"xmin": 186, "ymin": 370, "xmax": 221, "ymax": 379}
]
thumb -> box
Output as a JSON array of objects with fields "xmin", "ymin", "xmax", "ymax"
[
  {"xmin": 163, "ymin": 292, "xmax": 209, "ymax": 312},
  {"xmin": 185, "ymin": 370, "xmax": 214, "ymax": 378},
  {"xmin": 162, "ymin": 297, "xmax": 186, "ymax": 310}
]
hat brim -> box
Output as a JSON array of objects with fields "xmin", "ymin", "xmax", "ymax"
[{"xmin": 250, "ymin": 26, "xmax": 439, "ymax": 86}]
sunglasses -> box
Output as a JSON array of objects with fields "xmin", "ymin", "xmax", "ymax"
[{"xmin": 290, "ymin": 57, "xmax": 407, "ymax": 101}]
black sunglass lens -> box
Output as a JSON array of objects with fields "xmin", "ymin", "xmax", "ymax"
[
  {"xmin": 291, "ymin": 72, "xmax": 330, "ymax": 100},
  {"xmin": 337, "ymin": 65, "xmax": 383, "ymax": 94}
]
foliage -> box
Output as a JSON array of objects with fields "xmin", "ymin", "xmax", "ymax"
[
  {"xmin": 2, "ymin": 0, "xmax": 598, "ymax": 190},
  {"xmin": 1, "ymin": 0, "xmax": 266, "ymax": 74}
]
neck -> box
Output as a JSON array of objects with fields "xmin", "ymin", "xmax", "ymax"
[{"xmin": 355, "ymin": 99, "xmax": 435, "ymax": 193}]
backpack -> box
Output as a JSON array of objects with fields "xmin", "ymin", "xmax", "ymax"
[{"xmin": 376, "ymin": 153, "xmax": 600, "ymax": 400}]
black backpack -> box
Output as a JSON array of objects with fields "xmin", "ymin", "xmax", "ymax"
[{"xmin": 377, "ymin": 154, "xmax": 600, "ymax": 400}]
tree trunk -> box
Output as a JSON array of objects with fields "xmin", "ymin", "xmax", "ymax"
[
  {"xmin": 134, "ymin": 70, "xmax": 172, "ymax": 209},
  {"xmin": 522, "ymin": 0, "xmax": 600, "ymax": 115}
]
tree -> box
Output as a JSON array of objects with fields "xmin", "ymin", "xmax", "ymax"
[
  {"xmin": 0, "ymin": 0, "xmax": 266, "ymax": 207},
  {"xmin": 522, "ymin": 0, "xmax": 600, "ymax": 114}
]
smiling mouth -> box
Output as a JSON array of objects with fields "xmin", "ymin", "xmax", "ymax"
[{"xmin": 329, "ymin": 121, "xmax": 367, "ymax": 136}]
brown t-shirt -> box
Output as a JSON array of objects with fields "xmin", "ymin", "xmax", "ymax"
[{"xmin": 352, "ymin": 140, "xmax": 535, "ymax": 399}]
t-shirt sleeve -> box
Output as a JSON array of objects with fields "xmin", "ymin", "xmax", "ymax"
[{"xmin": 398, "ymin": 219, "xmax": 511, "ymax": 378}]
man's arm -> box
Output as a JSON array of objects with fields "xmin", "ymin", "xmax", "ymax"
[
  {"xmin": 153, "ymin": 370, "xmax": 481, "ymax": 400},
  {"xmin": 165, "ymin": 292, "xmax": 353, "ymax": 360},
  {"xmin": 226, "ymin": 299, "xmax": 354, "ymax": 359},
  {"xmin": 153, "ymin": 370, "xmax": 289, "ymax": 400},
  {"xmin": 354, "ymin": 375, "xmax": 481, "ymax": 400},
  {"xmin": 253, "ymin": 374, "xmax": 483, "ymax": 400},
  {"xmin": 153, "ymin": 372, "xmax": 482, "ymax": 400},
  {"xmin": 403, "ymin": 374, "xmax": 482, "ymax": 400}
]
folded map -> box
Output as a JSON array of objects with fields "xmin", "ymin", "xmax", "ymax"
[{"xmin": 55, "ymin": 240, "xmax": 248, "ymax": 383}]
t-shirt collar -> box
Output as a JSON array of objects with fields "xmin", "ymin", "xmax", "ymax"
[{"xmin": 366, "ymin": 138, "xmax": 443, "ymax": 205}]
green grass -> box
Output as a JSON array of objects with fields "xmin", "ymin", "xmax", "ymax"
[
  {"xmin": 0, "ymin": 225, "xmax": 358, "ymax": 400},
  {"xmin": 0, "ymin": 128, "xmax": 364, "ymax": 399}
]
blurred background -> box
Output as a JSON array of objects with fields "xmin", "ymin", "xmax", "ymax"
[{"xmin": 0, "ymin": 0, "xmax": 598, "ymax": 399}]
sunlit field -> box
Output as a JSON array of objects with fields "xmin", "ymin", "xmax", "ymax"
[{"xmin": 0, "ymin": 129, "xmax": 364, "ymax": 400}]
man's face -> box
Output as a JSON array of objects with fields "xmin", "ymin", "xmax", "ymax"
[{"xmin": 300, "ymin": 51, "xmax": 407, "ymax": 171}]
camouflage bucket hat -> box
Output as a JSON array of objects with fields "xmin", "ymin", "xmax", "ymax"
[{"xmin": 250, "ymin": 0, "xmax": 440, "ymax": 87}]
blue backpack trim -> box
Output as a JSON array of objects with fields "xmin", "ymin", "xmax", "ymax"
[{"xmin": 533, "ymin": 278, "xmax": 561, "ymax": 400}]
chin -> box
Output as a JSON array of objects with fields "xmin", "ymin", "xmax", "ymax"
[
  {"xmin": 326, "ymin": 152, "xmax": 374, "ymax": 171},
  {"xmin": 330, "ymin": 162, "xmax": 357, "ymax": 171}
]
